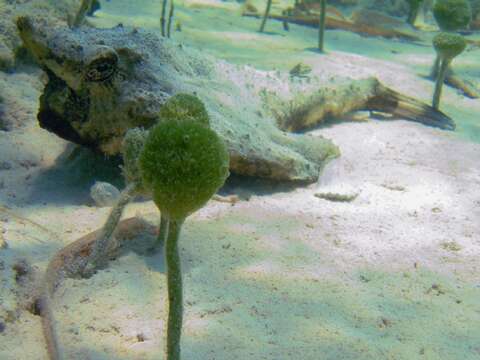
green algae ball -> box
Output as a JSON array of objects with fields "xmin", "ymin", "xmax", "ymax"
[
  {"xmin": 158, "ymin": 93, "xmax": 210, "ymax": 126},
  {"xmin": 433, "ymin": 0, "xmax": 472, "ymax": 31},
  {"xmin": 407, "ymin": 0, "xmax": 423, "ymax": 7},
  {"xmin": 433, "ymin": 32, "xmax": 467, "ymax": 60},
  {"xmin": 139, "ymin": 119, "xmax": 230, "ymax": 220}
]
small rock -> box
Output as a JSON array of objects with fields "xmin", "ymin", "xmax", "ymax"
[
  {"xmin": 314, "ymin": 189, "xmax": 359, "ymax": 202},
  {"xmin": 440, "ymin": 241, "xmax": 462, "ymax": 252},
  {"xmin": 90, "ymin": 181, "xmax": 120, "ymax": 207},
  {"xmin": 0, "ymin": 161, "xmax": 12, "ymax": 170},
  {"xmin": 316, "ymin": 158, "xmax": 360, "ymax": 202}
]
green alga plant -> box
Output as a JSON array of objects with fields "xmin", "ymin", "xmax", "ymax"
[
  {"xmin": 433, "ymin": 0, "xmax": 472, "ymax": 31},
  {"xmin": 259, "ymin": 0, "xmax": 273, "ymax": 32},
  {"xmin": 139, "ymin": 119, "xmax": 229, "ymax": 360},
  {"xmin": 406, "ymin": 0, "xmax": 424, "ymax": 26},
  {"xmin": 167, "ymin": 0, "xmax": 175, "ymax": 38},
  {"xmin": 70, "ymin": 0, "xmax": 95, "ymax": 28},
  {"xmin": 161, "ymin": 0, "xmax": 175, "ymax": 38},
  {"xmin": 121, "ymin": 127, "xmax": 149, "ymax": 193},
  {"xmin": 81, "ymin": 128, "xmax": 148, "ymax": 273},
  {"xmin": 161, "ymin": 0, "xmax": 168, "ymax": 36},
  {"xmin": 432, "ymin": 32, "xmax": 466, "ymax": 109},
  {"xmin": 85, "ymin": 93, "xmax": 210, "ymax": 270},
  {"xmin": 429, "ymin": 0, "xmax": 471, "ymax": 79},
  {"xmin": 154, "ymin": 93, "xmax": 211, "ymax": 249},
  {"xmin": 318, "ymin": 0, "xmax": 327, "ymax": 52}
]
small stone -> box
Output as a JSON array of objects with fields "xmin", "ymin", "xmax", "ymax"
[
  {"xmin": 440, "ymin": 241, "xmax": 462, "ymax": 252},
  {"xmin": 315, "ymin": 158, "xmax": 360, "ymax": 202},
  {"xmin": 90, "ymin": 181, "xmax": 121, "ymax": 207},
  {"xmin": 0, "ymin": 161, "xmax": 12, "ymax": 170},
  {"xmin": 314, "ymin": 190, "xmax": 359, "ymax": 202}
]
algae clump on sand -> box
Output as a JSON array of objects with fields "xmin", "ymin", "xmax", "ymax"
[
  {"xmin": 433, "ymin": 0, "xmax": 472, "ymax": 31},
  {"xmin": 432, "ymin": 32, "xmax": 467, "ymax": 109},
  {"xmin": 139, "ymin": 96, "xmax": 230, "ymax": 360},
  {"xmin": 140, "ymin": 119, "xmax": 230, "ymax": 220}
]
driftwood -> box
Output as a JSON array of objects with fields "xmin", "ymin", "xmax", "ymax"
[
  {"xmin": 430, "ymin": 62, "xmax": 480, "ymax": 100},
  {"xmin": 274, "ymin": 78, "xmax": 455, "ymax": 131},
  {"xmin": 243, "ymin": 12, "xmax": 422, "ymax": 42},
  {"xmin": 445, "ymin": 74, "xmax": 480, "ymax": 99}
]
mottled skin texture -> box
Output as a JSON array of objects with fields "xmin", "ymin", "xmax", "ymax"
[
  {"xmin": 17, "ymin": 17, "xmax": 454, "ymax": 182},
  {"xmin": 0, "ymin": 0, "xmax": 79, "ymax": 70}
]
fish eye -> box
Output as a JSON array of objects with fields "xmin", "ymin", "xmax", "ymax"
[{"xmin": 84, "ymin": 46, "xmax": 119, "ymax": 83}]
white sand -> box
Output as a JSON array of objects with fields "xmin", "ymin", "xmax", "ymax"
[{"xmin": 1, "ymin": 1, "xmax": 479, "ymax": 359}]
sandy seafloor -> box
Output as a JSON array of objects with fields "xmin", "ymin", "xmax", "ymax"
[{"xmin": 1, "ymin": 0, "xmax": 480, "ymax": 359}]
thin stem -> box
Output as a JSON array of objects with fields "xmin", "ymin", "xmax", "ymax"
[
  {"xmin": 407, "ymin": 3, "xmax": 420, "ymax": 26},
  {"xmin": 156, "ymin": 214, "xmax": 169, "ymax": 251},
  {"xmin": 71, "ymin": 0, "xmax": 94, "ymax": 28},
  {"xmin": 85, "ymin": 183, "xmax": 136, "ymax": 272},
  {"xmin": 432, "ymin": 58, "xmax": 450, "ymax": 110},
  {"xmin": 259, "ymin": 0, "xmax": 272, "ymax": 33},
  {"xmin": 165, "ymin": 218, "xmax": 184, "ymax": 360},
  {"xmin": 161, "ymin": 0, "xmax": 168, "ymax": 37},
  {"xmin": 430, "ymin": 55, "xmax": 440, "ymax": 79},
  {"xmin": 167, "ymin": 0, "xmax": 174, "ymax": 38},
  {"xmin": 318, "ymin": 0, "xmax": 326, "ymax": 52}
]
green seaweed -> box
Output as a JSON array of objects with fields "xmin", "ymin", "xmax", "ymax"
[
  {"xmin": 259, "ymin": 0, "xmax": 273, "ymax": 33},
  {"xmin": 406, "ymin": 0, "xmax": 424, "ymax": 26},
  {"xmin": 432, "ymin": 32, "xmax": 466, "ymax": 109},
  {"xmin": 139, "ymin": 117, "xmax": 229, "ymax": 360},
  {"xmin": 318, "ymin": 0, "xmax": 327, "ymax": 52},
  {"xmin": 433, "ymin": 0, "xmax": 472, "ymax": 31}
]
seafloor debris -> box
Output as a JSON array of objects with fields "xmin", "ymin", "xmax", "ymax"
[
  {"xmin": 90, "ymin": 181, "xmax": 121, "ymax": 207},
  {"xmin": 243, "ymin": 9, "xmax": 422, "ymax": 41}
]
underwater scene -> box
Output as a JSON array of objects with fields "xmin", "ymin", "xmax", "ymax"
[{"xmin": 1, "ymin": 0, "xmax": 480, "ymax": 359}]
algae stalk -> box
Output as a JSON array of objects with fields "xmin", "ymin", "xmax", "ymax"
[
  {"xmin": 406, "ymin": 0, "xmax": 423, "ymax": 26},
  {"xmin": 431, "ymin": 32, "xmax": 467, "ymax": 110},
  {"xmin": 156, "ymin": 214, "xmax": 169, "ymax": 250},
  {"xmin": 318, "ymin": 0, "xmax": 327, "ymax": 52},
  {"xmin": 259, "ymin": 0, "xmax": 272, "ymax": 32},
  {"xmin": 167, "ymin": 0, "xmax": 175, "ymax": 38},
  {"xmin": 70, "ymin": 0, "xmax": 94, "ymax": 28},
  {"xmin": 165, "ymin": 218, "xmax": 184, "ymax": 360},
  {"xmin": 139, "ymin": 107, "xmax": 230, "ymax": 360},
  {"xmin": 83, "ymin": 182, "xmax": 137, "ymax": 272},
  {"xmin": 430, "ymin": 54, "xmax": 440, "ymax": 79},
  {"xmin": 161, "ymin": 0, "xmax": 168, "ymax": 36},
  {"xmin": 432, "ymin": 58, "xmax": 450, "ymax": 110}
]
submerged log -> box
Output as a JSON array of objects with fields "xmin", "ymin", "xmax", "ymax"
[
  {"xmin": 273, "ymin": 78, "xmax": 455, "ymax": 132},
  {"xmin": 243, "ymin": 11, "xmax": 422, "ymax": 41},
  {"xmin": 445, "ymin": 74, "xmax": 480, "ymax": 99}
]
